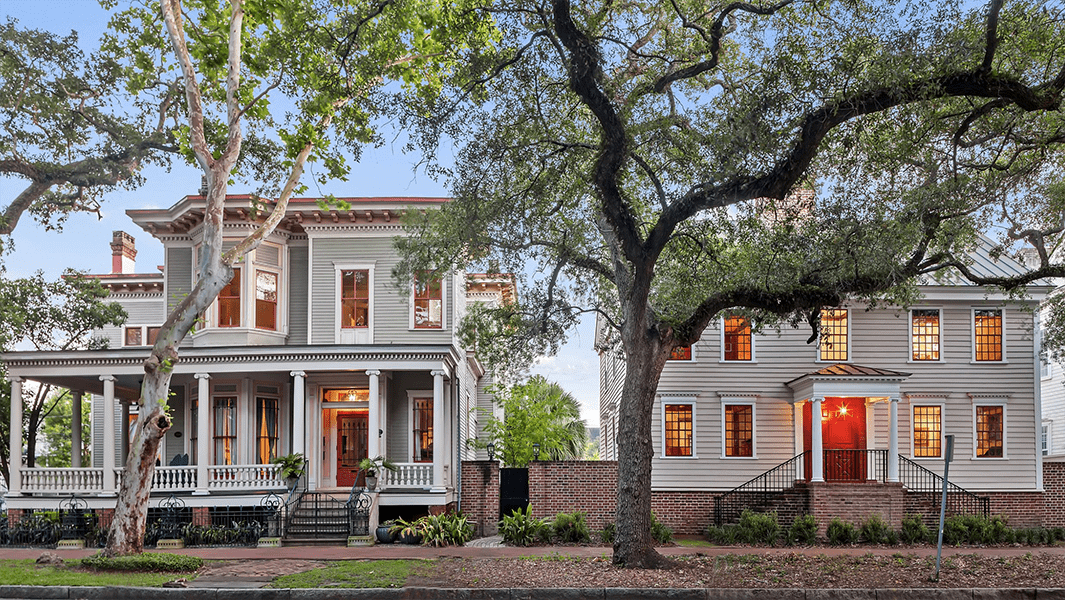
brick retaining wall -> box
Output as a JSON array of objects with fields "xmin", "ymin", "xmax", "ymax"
[{"xmin": 1044, "ymin": 461, "xmax": 1065, "ymax": 528}]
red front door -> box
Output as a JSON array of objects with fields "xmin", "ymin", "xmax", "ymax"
[
  {"xmin": 803, "ymin": 397, "xmax": 868, "ymax": 481},
  {"xmin": 336, "ymin": 411, "xmax": 368, "ymax": 488}
]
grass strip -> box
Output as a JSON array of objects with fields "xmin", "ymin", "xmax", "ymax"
[
  {"xmin": 269, "ymin": 559, "xmax": 432, "ymax": 588},
  {"xmin": 0, "ymin": 559, "xmax": 195, "ymax": 587}
]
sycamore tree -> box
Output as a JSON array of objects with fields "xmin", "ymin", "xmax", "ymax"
[
  {"xmin": 98, "ymin": 0, "xmax": 495, "ymax": 556},
  {"xmin": 0, "ymin": 19, "xmax": 181, "ymax": 239},
  {"xmin": 0, "ymin": 271, "xmax": 125, "ymax": 486},
  {"xmin": 398, "ymin": 0, "xmax": 1065, "ymax": 567},
  {"xmin": 474, "ymin": 375, "xmax": 587, "ymax": 467}
]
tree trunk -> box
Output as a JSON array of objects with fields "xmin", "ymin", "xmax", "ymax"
[{"xmin": 612, "ymin": 311, "xmax": 671, "ymax": 568}]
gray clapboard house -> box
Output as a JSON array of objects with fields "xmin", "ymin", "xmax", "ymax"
[
  {"xmin": 598, "ymin": 239, "xmax": 1052, "ymax": 527},
  {"xmin": 3, "ymin": 194, "xmax": 512, "ymax": 531}
]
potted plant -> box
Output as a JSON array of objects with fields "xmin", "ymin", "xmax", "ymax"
[
  {"xmin": 388, "ymin": 516, "xmax": 423, "ymax": 545},
  {"xmin": 376, "ymin": 519, "xmax": 396, "ymax": 544},
  {"xmin": 272, "ymin": 453, "xmax": 306, "ymax": 488},
  {"xmin": 358, "ymin": 455, "xmax": 398, "ymax": 491}
]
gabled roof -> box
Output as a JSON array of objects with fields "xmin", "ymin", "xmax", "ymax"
[
  {"xmin": 922, "ymin": 234, "xmax": 1054, "ymax": 287},
  {"xmin": 786, "ymin": 363, "xmax": 911, "ymax": 387}
]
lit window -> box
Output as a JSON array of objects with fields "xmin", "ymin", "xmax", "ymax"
[
  {"xmin": 255, "ymin": 271, "xmax": 277, "ymax": 330},
  {"xmin": 975, "ymin": 405, "xmax": 1004, "ymax": 458},
  {"xmin": 256, "ymin": 397, "xmax": 279, "ymax": 464},
  {"xmin": 819, "ymin": 309, "xmax": 849, "ymax": 361},
  {"xmin": 218, "ymin": 269, "xmax": 241, "ymax": 327},
  {"xmin": 913, "ymin": 405, "xmax": 941, "ymax": 458},
  {"xmin": 724, "ymin": 404, "xmax": 753, "ymax": 457},
  {"xmin": 413, "ymin": 398, "xmax": 433, "ymax": 462},
  {"xmin": 125, "ymin": 327, "xmax": 143, "ymax": 346},
  {"xmin": 723, "ymin": 316, "xmax": 752, "ymax": 361},
  {"xmin": 213, "ymin": 396, "xmax": 237, "ymax": 465},
  {"xmin": 911, "ymin": 309, "xmax": 940, "ymax": 361},
  {"xmin": 414, "ymin": 273, "xmax": 443, "ymax": 329},
  {"xmin": 668, "ymin": 345, "xmax": 692, "ymax": 361},
  {"xmin": 341, "ymin": 270, "xmax": 370, "ymax": 328},
  {"xmin": 974, "ymin": 309, "xmax": 1003, "ymax": 361},
  {"xmin": 664, "ymin": 404, "xmax": 693, "ymax": 457}
]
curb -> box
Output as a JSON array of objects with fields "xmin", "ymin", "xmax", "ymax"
[{"xmin": 0, "ymin": 588, "xmax": 1062, "ymax": 599}]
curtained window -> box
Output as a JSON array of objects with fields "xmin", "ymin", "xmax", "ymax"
[
  {"xmin": 257, "ymin": 397, "xmax": 280, "ymax": 464},
  {"xmin": 413, "ymin": 398, "xmax": 433, "ymax": 462},
  {"xmin": 213, "ymin": 397, "xmax": 237, "ymax": 465}
]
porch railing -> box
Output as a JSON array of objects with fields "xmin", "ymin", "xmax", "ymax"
[
  {"xmin": 22, "ymin": 468, "xmax": 103, "ymax": 494},
  {"xmin": 898, "ymin": 455, "xmax": 990, "ymax": 518},
  {"xmin": 714, "ymin": 452, "xmax": 807, "ymax": 526},
  {"xmin": 207, "ymin": 464, "xmax": 285, "ymax": 490},
  {"xmin": 380, "ymin": 462, "xmax": 433, "ymax": 488},
  {"xmin": 823, "ymin": 449, "xmax": 888, "ymax": 482}
]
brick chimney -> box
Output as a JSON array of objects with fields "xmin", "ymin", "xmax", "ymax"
[{"xmin": 111, "ymin": 231, "xmax": 137, "ymax": 274}]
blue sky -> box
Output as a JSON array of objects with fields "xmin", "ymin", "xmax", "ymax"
[{"xmin": 1, "ymin": 0, "xmax": 601, "ymax": 424}]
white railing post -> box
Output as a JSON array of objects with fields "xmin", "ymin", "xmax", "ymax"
[{"xmin": 888, "ymin": 396, "xmax": 900, "ymax": 482}]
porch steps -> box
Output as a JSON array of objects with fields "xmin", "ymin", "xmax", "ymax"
[{"xmin": 282, "ymin": 493, "xmax": 351, "ymax": 546}]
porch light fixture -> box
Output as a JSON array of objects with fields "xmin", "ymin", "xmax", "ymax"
[
  {"xmin": 839, "ymin": 404, "xmax": 847, "ymax": 416},
  {"xmin": 532, "ymin": 442, "xmax": 541, "ymax": 461},
  {"xmin": 486, "ymin": 442, "xmax": 496, "ymax": 461}
]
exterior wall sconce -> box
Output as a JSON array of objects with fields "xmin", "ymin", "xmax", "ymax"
[
  {"xmin": 532, "ymin": 442, "xmax": 541, "ymax": 461},
  {"xmin": 486, "ymin": 442, "xmax": 496, "ymax": 461}
]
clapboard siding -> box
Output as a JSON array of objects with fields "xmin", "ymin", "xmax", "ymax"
[
  {"xmin": 164, "ymin": 385, "xmax": 185, "ymax": 464},
  {"xmin": 1044, "ymin": 359, "xmax": 1065, "ymax": 456},
  {"xmin": 166, "ymin": 248, "xmax": 193, "ymax": 314},
  {"xmin": 598, "ymin": 346, "xmax": 625, "ymax": 461},
  {"xmin": 647, "ymin": 298, "xmax": 1041, "ymax": 493},
  {"xmin": 288, "ymin": 245, "xmax": 309, "ymax": 345},
  {"xmin": 90, "ymin": 395, "xmax": 124, "ymax": 469},
  {"xmin": 309, "ymin": 237, "xmax": 455, "ymax": 345}
]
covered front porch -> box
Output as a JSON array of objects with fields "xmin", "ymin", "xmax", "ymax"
[{"xmin": 3, "ymin": 345, "xmax": 464, "ymax": 506}]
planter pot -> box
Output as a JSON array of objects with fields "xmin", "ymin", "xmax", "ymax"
[
  {"xmin": 398, "ymin": 531, "xmax": 421, "ymax": 545},
  {"xmin": 365, "ymin": 474, "xmax": 378, "ymax": 491},
  {"xmin": 375, "ymin": 526, "xmax": 394, "ymax": 544}
]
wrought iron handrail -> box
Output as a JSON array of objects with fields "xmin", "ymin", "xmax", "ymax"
[
  {"xmin": 714, "ymin": 451, "xmax": 806, "ymax": 526},
  {"xmin": 898, "ymin": 455, "xmax": 990, "ymax": 518},
  {"xmin": 823, "ymin": 448, "xmax": 888, "ymax": 482},
  {"xmin": 347, "ymin": 468, "xmax": 367, "ymax": 506}
]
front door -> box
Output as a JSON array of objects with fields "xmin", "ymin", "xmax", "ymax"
[
  {"xmin": 803, "ymin": 397, "xmax": 868, "ymax": 481},
  {"xmin": 336, "ymin": 411, "xmax": 369, "ymax": 488}
]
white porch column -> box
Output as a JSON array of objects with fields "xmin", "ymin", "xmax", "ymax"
[
  {"xmin": 431, "ymin": 370, "xmax": 446, "ymax": 490},
  {"xmin": 290, "ymin": 371, "xmax": 306, "ymax": 458},
  {"xmin": 810, "ymin": 396, "xmax": 824, "ymax": 483},
  {"xmin": 71, "ymin": 391, "xmax": 83, "ymax": 469},
  {"xmin": 7, "ymin": 376, "xmax": 22, "ymax": 495},
  {"xmin": 888, "ymin": 396, "xmax": 900, "ymax": 483},
  {"xmin": 793, "ymin": 401, "xmax": 804, "ymax": 480},
  {"xmin": 100, "ymin": 375, "xmax": 117, "ymax": 496},
  {"xmin": 366, "ymin": 370, "xmax": 381, "ymax": 459},
  {"xmin": 194, "ymin": 373, "xmax": 211, "ymax": 495},
  {"xmin": 120, "ymin": 401, "xmax": 130, "ymax": 464}
]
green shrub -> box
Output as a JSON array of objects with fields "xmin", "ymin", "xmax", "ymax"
[
  {"xmin": 787, "ymin": 514, "xmax": 818, "ymax": 546},
  {"xmin": 900, "ymin": 515, "xmax": 931, "ymax": 544},
  {"xmin": 942, "ymin": 515, "xmax": 969, "ymax": 546},
  {"xmin": 499, "ymin": 505, "xmax": 549, "ymax": 547},
  {"xmin": 706, "ymin": 524, "xmax": 739, "ymax": 545},
  {"xmin": 825, "ymin": 518, "xmax": 857, "ymax": 546},
  {"xmin": 884, "ymin": 529, "xmax": 899, "ymax": 545},
  {"xmin": 859, "ymin": 514, "xmax": 890, "ymax": 544},
  {"xmin": 989, "ymin": 516, "xmax": 1010, "ymax": 544},
  {"xmin": 735, "ymin": 510, "xmax": 780, "ymax": 545},
  {"xmin": 599, "ymin": 522, "xmax": 616, "ymax": 545},
  {"xmin": 650, "ymin": 512, "xmax": 673, "ymax": 544},
  {"xmin": 551, "ymin": 511, "xmax": 591, "ymax": 544},
  {"xmin": 417, "ymin": 513, "xmax": 473, "ymax": 547},
  {"xmin": 1052, "ymin": 527, "xmax": 1065, "ymax": 542},
  {"xmin": 80, "ymin": 553, "xmax": 203, "ymax": 573}
]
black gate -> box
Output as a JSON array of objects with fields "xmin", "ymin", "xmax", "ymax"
[{"xmin": 499, "ymin": 467, "xmax": 529, "ymax": 519}]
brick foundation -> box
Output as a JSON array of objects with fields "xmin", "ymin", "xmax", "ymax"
[
  {"xmin": 807, "ymin": 482, "xmax": 906, "ymax": 535},
  {"xmin": 192, "ymin": 506, "xmax": 209, "ymax": 526}
]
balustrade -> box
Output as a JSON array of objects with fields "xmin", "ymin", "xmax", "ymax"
[
  {"xmin": 21, "ymin": 468, "xmax": 103, "ymax": 493},
  {"xmin": 207, "ymin": 464, "xmax": 285, "ymax": 490},
  {"xmin": 380, "ymin": 463, "xmax": 433, "ymax": 488}
]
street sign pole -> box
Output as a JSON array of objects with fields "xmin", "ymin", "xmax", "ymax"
[{"xmin": 934, "ymin": 434, "xmax": 955, "ymax": 581}]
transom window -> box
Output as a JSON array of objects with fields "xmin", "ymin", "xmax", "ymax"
[
  {"xmin": 341, "ymin": 269, "xmax": 370, "ymax": 328},
  {"xmin": 663, "ymin": 404, "xmax": 693, "ymax": 457},
  {"xmin": 723, "ymin": 316, "xmax": 752, "ymax": 361},
  {"xmin": 218, "ymin": 268, "xmax": 241, "ymax": 327},
  {"xmin": 911, "ymin": 309, "xmax": 940, "ymax": 361},
  {"xmin": 255, "ymin": 270, "xmax": 278, "ymax": 330},
  {"xmin": 912, "ymin": 405, "xmax": 941, "ymax": 458},
  {"xmin": 724, "ymin": 404, "xmax": 753, "ymax": 457},
  {"xmin": 974, "ymin": 309, "xmax": 1003, "ymax": 361},
  {"xmin": 818, "ymin": 309, "xmax": 849, "ymax": 361},
  {"xmin": 975, "ymin": 405, "xmax": 1004, "ymax": 458},
  {"xmin": 414, "ymin": 273, "xmax": 443, "ymax": 329}
]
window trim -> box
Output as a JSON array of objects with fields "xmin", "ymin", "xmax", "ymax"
[
  {"xmin": 1042, "ymin": 421, "xmax": 1052, "ymax": 456},
  {"xmin": 216, "ymin": 267, "xmax": 242, "ymax": 328},
  {"xmin": 816, "ymin": 308, "xmax": 851, "ymax": 363},
  {"xmin": 408, "ymin": 390, "xmax": 434, "ymax": 463},
  {"xmin": 1041, "ymin": 357, "xmax": 1052, "ymax": 380},
  {"xmin": 719, "ymin": 315, "xmax": 755, "ymax": 363},
  {"xmin": 255, "ymin": 392, "xmax": 282, "ymax": 465},
  {"xmin": 659, "ymin": 396, "xmax": 696, "ymax": 459},
  {"xmin": 122, "ymin": 325, "xmax": 162, "ymax": 347},
  {"xmin": 333, "ymin": 263, "xmax": 376, "ymax": 343},
  {"xmin": 720, "ymin": 400, "xmax": 757, "ymax": 459},
  {"xmin": 667, "ymin": 345, "xmax": 695, "ymax": 362},
  {"xmin": 254, "ymin": 269, "xmax": 280, "ymax": 331},
  {"xmin": 410, "ymin": 273, "xmax": 447, "ymax": 330},
  {"xmin": 909, "ymin": 307, "xmax": 944, "ymax": 363},
  {"xmin": 970, "ymin": 307, "xmax": 1007, "ymax": 364},
  {"xmin": 970, "ymin": 396, "xmax": 1008, "ymax": 460},
  {"xmin": 909, "ymin": 402, "xmax": 945, "ymax": 460}
]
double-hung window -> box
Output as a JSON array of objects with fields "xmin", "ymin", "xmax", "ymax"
[
  {"xmin": 818, "ymin": 309, "xmax": 849, "ymax": 362},
  {"xmin": 341, "ymin": 269, "xmax": 370, "ymax": 329},
  {"xmin": 973, "ymin": 309, "xmax": 1004, "ymax": 362},
  {"xmin": 975, "ymin": 404, "xmax": 1005, "ymax": 458},
  {"xmin": 213, "ymin": 396, "xmax": 237, "ymax": 465},
  {"xmin": 256, "ymin": 396, "xmax": 280, "ymax": 464},
  {"xmin": 912, "ymin": 405, "xmax": 942, "ymax": 458},
  {"xmin": 412, "ymin": 397, "xmax": 433, "ymax": 462},
  {"xmin": 722, "ymin": 316, "xmax": 752, "ymax": 361},
  {"xmin": 218, "ymin": 269, "xmax": 241, "ymax": 327},
  {"xmin": 911, "ymin": 309, "xmax": 940, "ymax": 361},
  {"xmin": 413, "ymin": 273, "xmax": 444, "ymax": 329},
  {"xmin": 722, "ymin": 403, "xmax": 754, "ymax": 458},
  {"xmin": 255, "ymin": 271, "xmax": 278, "ymax": 330},
  {"xmin": 663, "ymin": 402, "xmax": 693, "ymax": 457}
]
